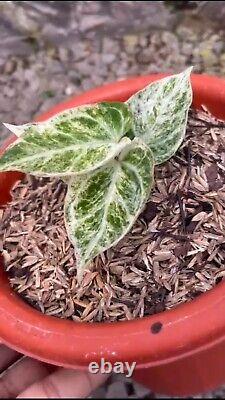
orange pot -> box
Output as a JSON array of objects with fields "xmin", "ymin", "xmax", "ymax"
[{"xmin": 0, "ymin": 74, "xmax": 225, "ymax": 397}]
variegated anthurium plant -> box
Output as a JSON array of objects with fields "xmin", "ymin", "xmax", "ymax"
[{"xmin": 0, "ymin": 68, "xmax": 193, "ymax": 281}]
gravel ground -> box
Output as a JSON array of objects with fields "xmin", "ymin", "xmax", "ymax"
[
  {"xmin": 0, "ymin": 1, "xmax": 225, "ymax": 144},
  {"xmin": 0, "ymin": 1, "xmax": 225, "ymax": 398}
]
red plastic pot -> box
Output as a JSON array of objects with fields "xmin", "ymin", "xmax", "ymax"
[{"xmin": 0, "ymin": 74, "xmax": 225, "ymax": 397}]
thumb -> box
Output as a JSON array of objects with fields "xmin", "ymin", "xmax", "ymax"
[{"xmin": 17, "ymin": 368, "xmax": 109, "ymax": 399}]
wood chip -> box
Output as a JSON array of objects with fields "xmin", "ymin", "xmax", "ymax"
[{"xmin": 1, "ymin": 108, "xmax": 225, "ymax": 322}]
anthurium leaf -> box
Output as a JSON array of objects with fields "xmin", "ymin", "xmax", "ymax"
[
  {"xmin": 64, "ymin": 139, "xmax": 154, "ymax": 282},
  {"xmin": 0, "ymin": 102, "xmax": 133, "ymax": 177},
  {"xmin": 127, "ymin": 67, "xmax": 193, "ymax": 164}
]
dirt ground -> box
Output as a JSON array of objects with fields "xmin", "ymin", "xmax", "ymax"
[{"xmin": 0, "ymin": 1, "xmax": 225, "ymax": 398}]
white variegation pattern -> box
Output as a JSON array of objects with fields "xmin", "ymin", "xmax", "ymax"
[
  {"xmin": 64, "ymin": 139, "xmax": 154, "ymax": 281},
  {"xmin": 0, "ymin": 102, "xmax": 133, "ymax": 177},
  {"xmin": 0, "ymin": 68, "xmax": 194, "ymax": 281},
  {"xmin": 127, "ymin": 67, "xmax": 193, "ymax": 164}
]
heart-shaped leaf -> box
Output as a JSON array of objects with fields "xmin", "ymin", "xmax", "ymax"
[
  {"xmin": 0, "ymin": 102, "xmax": 133, "ymax": 177},
  {"xmin": 64, "ymin": 139, "xmax": 154, "ymax": 281},
  {"xmin": 127, "ymin": 67, "xmax": 193, "ymax": 164}
]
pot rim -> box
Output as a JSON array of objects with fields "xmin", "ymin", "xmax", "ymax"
[{"xmin": 0, "ymin": 73, "xmax": 225, "ymax": 369}]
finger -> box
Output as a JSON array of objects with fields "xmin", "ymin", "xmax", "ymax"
[
  {"xmin": 0, "ymin": 345, "xmax": 22, "ymax": 374},
  {"xmin": 17, "ymin": 369, "xmax": 109, "ymax": 399},
  {"xmin": 0, "ymin": 357, "xmax": 51, "ymax": 398}
]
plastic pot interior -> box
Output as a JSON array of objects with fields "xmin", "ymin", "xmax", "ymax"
[{"xmin": 0, "ymin": 74, "xmax": 225, "ymax": 369}]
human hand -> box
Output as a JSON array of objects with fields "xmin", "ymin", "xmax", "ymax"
[{"xmin": 0, "ymin": 344, "xmax": 108, "ymax": 398}]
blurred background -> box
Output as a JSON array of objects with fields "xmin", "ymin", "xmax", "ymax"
[
  {"xmin": 0, "ymin": 0, "xmax": 225, "ymax": 144},
  {"xmin": 0, "ymin": 1, "xmax": 225, "ymax": 398}
]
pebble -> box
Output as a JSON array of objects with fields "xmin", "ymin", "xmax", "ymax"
[
  {"xmin": 3, "ymin": 59, "xmax": 17, "ymax": 75},
  {"xmin": 64, "ymin": 86, "xmax": 74, "ymax": 96},
  {"xmin": 79, "ymin": 15, "xmax": 110, "ymax": 32},
  {"xmin": 136, "ymin": 49, "xmax": 153, "ymax": 64},
  {"xmin": 102, "ymin": 37, "xmax": 119, "ymax": 54},
  {"xmin": 138, "ymin": 36, "xmax": 148, "ymax": 48},
  {"xmin": 101, "ymin": 53, "xmax": 116, "ymax": 64},
  {"xmin": 123, "ymin": 34, "xmax": 139, "ymax": 54}
]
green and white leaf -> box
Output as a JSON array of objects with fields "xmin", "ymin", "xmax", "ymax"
[
  {"xmin": 64, "ymin": 139, "xmax": 154, "ymax": 281},
  {"xmin": 127, "ymin": 67, "xmax": 193, "ymax": 164},
  {"xmin": 0, "ymin": 102, "xmax": 133, "ymax": 177}
]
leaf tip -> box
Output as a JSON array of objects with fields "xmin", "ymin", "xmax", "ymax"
[
  {"xmin": 183, "ymin": 66, "xmax": 194, "ymax": 78},
  {"xmin": 3, "ymin": 122, "xmax": 24, "ymax": 137}
]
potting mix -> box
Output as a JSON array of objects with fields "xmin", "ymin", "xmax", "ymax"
[{"xmin": 1, "ymin": 105, "xmax": 224, "ymax": 322}]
